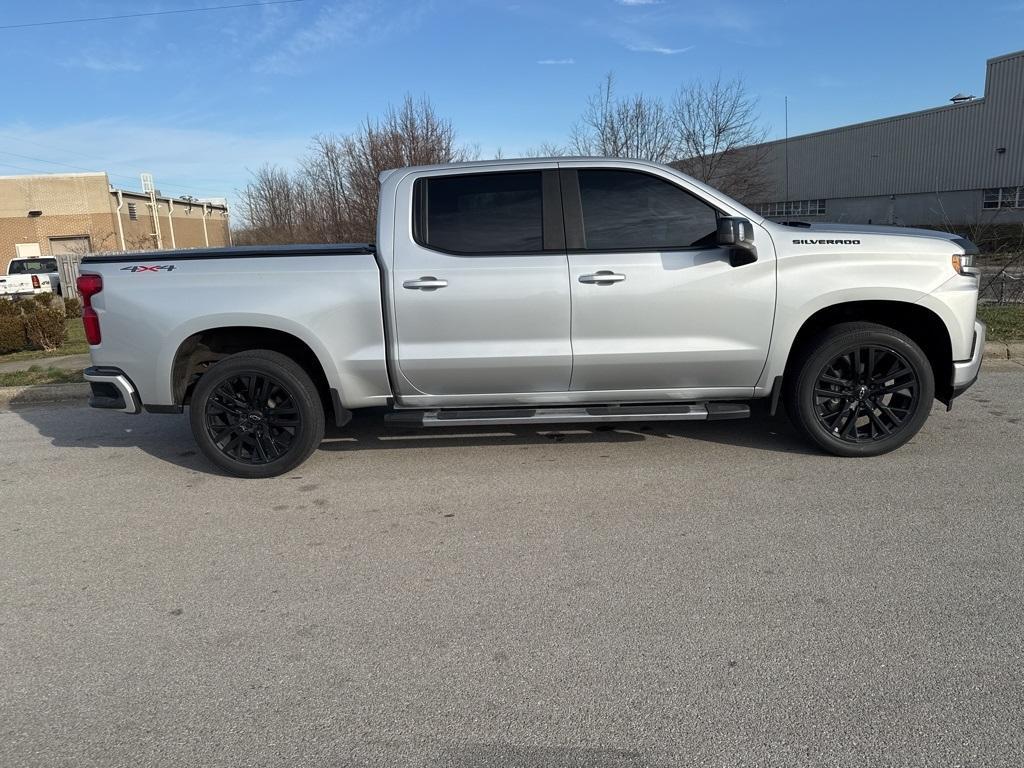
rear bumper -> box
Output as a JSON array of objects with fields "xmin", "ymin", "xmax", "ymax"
[
  {"xmin": 951, "ymin": 320, "xmax": 986, "ymax": 398},
  {"xmin": 83, "ymin": 366, "xmax": 141, "ymax": 414}
]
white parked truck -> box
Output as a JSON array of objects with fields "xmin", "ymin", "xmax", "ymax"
[
  {"xmin": 77, "ymin": 158, "xmax": 985, "ymax": 477},
  {"xmin": 1, "ymin": 257, "xmax": 57, "ymax": 298}
]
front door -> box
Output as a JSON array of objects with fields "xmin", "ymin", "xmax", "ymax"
[
  {"xmin": 392, "ymin": 168, "xmax": 572, "ymax": 396},
  {"xmin": 563, "ymin": 167, "xmax": 776, "ymax": 392}
]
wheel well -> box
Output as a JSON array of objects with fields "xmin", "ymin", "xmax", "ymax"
[
  {"xmin": 786, "ymin": 301, "xmax": 953, "ymax": 403},
  {"xmin": 172, "ymin": 327, "xmax": 332, "ymax": 411}
]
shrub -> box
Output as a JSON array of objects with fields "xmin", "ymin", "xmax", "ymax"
[
  {"xmin": 22, "ymin": 306, "xmax": 67, "ymax": 352},
  {"xmin": 63, "ymin": 296, "xmax": 82, "ymax": 318},
  {"xmin": 0, "ymin": 298, "xmax": 20, "ymax": 317},
  {"xmin": 27, "ymin": 293, "xmax": 60, "ymax": 312},
  {"xmin": 0, "ymin": 316, "xmax": 28, "ymax": 354}
]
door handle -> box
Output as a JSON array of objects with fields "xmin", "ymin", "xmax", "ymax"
[
  {"xmin": 403, "ymin": 276, "xmax": 448, "ymax": 290},
  {"xmin": 578, "ymin": 271, "xmax": 626, "ymax": 284}
]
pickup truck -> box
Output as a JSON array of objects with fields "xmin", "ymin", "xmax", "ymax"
[
  {"xmin": 6, "ymin": 256, "xmax": 62, "ymax": 295},
  {"xmin": 1, "ymin": 257, "xmax": 57, "ymax": 298},
  {"xmin": 77, "ymin": 158, "xmax": 985, "ymax": 478}
]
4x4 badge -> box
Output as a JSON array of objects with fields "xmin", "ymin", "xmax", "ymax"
[{"xmin": 120, "ymin": 265, "xmax": 176, "ymax": 272}]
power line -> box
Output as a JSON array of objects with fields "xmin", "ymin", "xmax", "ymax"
[
  {"xmin": 0, "ymin": 134, "xmax": 238, "ymax": 189},
  {"xmin": 0, "ymin": 149, "xmax": 231, "ymax": 196},
  {"xmin": 0, "ymin": 0, "xmax": 305, "ymax": 31}
]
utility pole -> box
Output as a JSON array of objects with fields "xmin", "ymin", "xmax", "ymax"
[
  {"xmin": 784, "ymin": 96, "xmax": 790, "ymax": 205},
  {"xmin": 141, "ymin": 173, "xmax": 164, "ymax": 250}
]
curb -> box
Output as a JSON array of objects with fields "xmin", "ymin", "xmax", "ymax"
[
  {"xmin": 985, "ymin": 341, "xmax": 1024, "ymax": 360},
  {"xmin": 0, "ymin": 383, "xmax": 89, "ymax": 409}
]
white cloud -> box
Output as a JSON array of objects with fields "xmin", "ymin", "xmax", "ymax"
[
  {"xmin": 253, "ymin": 1, "xmax": 373, "ymax": 75},
  {"xmin": 537, "ymin": 58, "xmax": 575, "ymax": 65},
  {"xmin": 617, "ymin": 0, "xmax": 664, "ymax": 5},
  {"xmin": 64, "ymin": 53, "xmax": 143, "ymax": 73},
  {"xmin": 626, "ymin": 43, "xmax": 693, "ymax": 55}
]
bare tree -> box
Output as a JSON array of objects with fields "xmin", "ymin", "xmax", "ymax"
[
  {"xmin": 671, "ymin": 76, "xmax": 770, "ymax": 201},
  {"xmin": 236, "ymin": 164, "xmax": 304, "ymax": 244},
  {"xmin": 235, "ymin": 96, "xmax": 471, "ymax": 244},
  {"xmin": 339, "ymin": 96, "xmax": 470, "ymax": 241},
  {"xmin": 563, "ymin": 73, "xmax": 771, "ymax": 203},
  {"xmin": 569, "ymin": 74, "xmax": 675, "ymax": 162}
]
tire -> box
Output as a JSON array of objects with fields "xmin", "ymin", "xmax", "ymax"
[
  {"xmin": 783, "ymin": 322, "xmax": 935, "ymax": 457},
  {"xmin": 189, "ymin": 350, "xmax": 325, "ymax": 478}
]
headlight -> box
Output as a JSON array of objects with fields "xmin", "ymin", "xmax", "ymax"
[{"xmin": 952, "ymin": 252, "xmax": 979, "ymax": 277}]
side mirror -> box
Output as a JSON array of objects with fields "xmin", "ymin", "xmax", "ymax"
[
  {"xmin": 716, "ymin": 217, "xmax": 757, "ymax": 266},
  {"xmin": 717, "ymin": 217, "xmax": 754, "ymax": 248}
]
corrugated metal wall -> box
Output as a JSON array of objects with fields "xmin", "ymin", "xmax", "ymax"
[{"xmin": 755, "ymin": 51, "xmax": 1024, "ymax": 202}]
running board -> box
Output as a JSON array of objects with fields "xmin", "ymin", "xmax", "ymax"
[{"xmin": 386, "ymin": 402, "xmax": 750, "ymax": 428}]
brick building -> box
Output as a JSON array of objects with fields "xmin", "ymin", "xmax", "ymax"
[{"xmin": 0, "ymin": 171, "xmax": 230, "ymax": 274}]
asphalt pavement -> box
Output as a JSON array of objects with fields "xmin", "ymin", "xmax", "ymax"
[{"xmin": 2, "ymin": 363, "xmax": 1023, "ymax": 767}]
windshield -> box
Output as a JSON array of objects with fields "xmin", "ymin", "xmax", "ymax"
[{"xmin": 8, "ymin": 259, "xmax": 58, "ymax": 275}]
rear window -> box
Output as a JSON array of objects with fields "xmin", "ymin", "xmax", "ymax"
[
  {"xmin": 8, "ymin": 259, "xmax": 57, "ymax": 275},
  {"xmin": 415, "ymin": 171, "xmax": 544, "ymax": 254}
]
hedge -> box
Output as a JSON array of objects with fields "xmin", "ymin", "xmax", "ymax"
[
  {"xmin": 0, "ymin": 297, "xmax": 70, "ymax": 354},
  {"xmin": 0, "ymin": 316, "xmax": 28, "ymax": 354}
]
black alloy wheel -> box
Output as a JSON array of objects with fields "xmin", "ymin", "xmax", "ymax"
[
  {"xmin": 812, "ymin": 345, "xmax": 919, "ymax": 443},
  {"xmin": 205, "ymin": 372, "xmax": 301, "ymax": 465},
  {"xmin": 189, "ymin": 350, "xmax": 326, "ymax": 478},
  {"xmin": 784, "ymin": 322, "xmax": 935, "ymax": 457}
]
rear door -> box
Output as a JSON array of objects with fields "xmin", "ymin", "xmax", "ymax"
[
  {"xmin": 391, "ymin": 166, "xmax": 572, "ymax": 396},
  {"xmin": 563, "ymin": 165, "xmax": 776, "ymax": 392}
]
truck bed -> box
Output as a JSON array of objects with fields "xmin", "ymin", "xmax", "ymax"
[
  {"xmin": 81, "ymin": 243, "xmax": 376, "ymax": 264},
  {"xmin": 78, "ymin": 244, "xmax": 391, "ymax": 410}
]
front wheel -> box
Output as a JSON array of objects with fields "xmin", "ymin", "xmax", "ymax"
[
  {"xmin": 784, "ymin": 322, "xmax": 935, "ymax": 457},
  {"xmin": 189, "ymin": 350, "xmax": 325, "ymax": 478}
]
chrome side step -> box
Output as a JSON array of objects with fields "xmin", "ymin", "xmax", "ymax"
[{"xmin": 386, "ymin": 402, "xmax": 750, "ymax": 428}]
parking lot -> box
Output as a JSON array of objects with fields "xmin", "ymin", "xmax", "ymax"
[{"xmin": 2, "ymin": 362, "xmax": 1023, "ymax": 767}]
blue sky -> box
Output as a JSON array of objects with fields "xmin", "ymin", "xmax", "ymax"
[{"xmin": 0, "ymin": 0, "xmax": 1022, "ymax": 204}]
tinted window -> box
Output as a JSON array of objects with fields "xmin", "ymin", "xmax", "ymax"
[
  {"xmin": 418, "ymin": 171, "xmax": 543, "ymax": 254},
  {"xmin": 8, "ymin": 259, "xmax": 57, "ymax": 274},
  {"xmin": 578, "ymin": 170, "xmax": 718, "ymax": 250}
]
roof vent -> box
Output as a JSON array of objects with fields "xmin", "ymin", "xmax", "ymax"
[{"xmin": 950, "ymin": 93, "xmax": 975, "ymax": 103}]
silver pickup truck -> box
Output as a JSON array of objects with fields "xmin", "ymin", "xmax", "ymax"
[{"xmin": 78, "ymin": 158, "xmax": 984, "ymax": 478}]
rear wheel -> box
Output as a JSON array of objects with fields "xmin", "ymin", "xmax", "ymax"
[
  {"xmin": 189, "ymin": 350, "xmax": 325, "ymax": 478},
  {"xmin": 784, "ymin": 322, "xmax": 935, "ymax": 457}
]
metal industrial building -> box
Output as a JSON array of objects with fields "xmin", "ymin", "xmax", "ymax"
[{"xmin": 749, "ymin": 49, "xmax": 1024, "ymax": 230}]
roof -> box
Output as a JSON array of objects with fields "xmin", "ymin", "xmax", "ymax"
[
  {"xmin": 746, "ymin": 49, "xmax": 1024, "ymax": 200},
  {"xmin": 0, "ymin": 170, "xmax": 228, "ymax": 210},
  {"xmin": 0, "ymin": 171, "xmax": 107, "ymax": 181},
  {"xmin": 379, "ymin": 156, "xmax": 760, "ymax": 221},
  {"xmin": 756, "ymin": 49, "xmax": 1024, "ymax": 149},
  {"xmin": 114, "ymin": 188, "xmax": 229, "ymax": 210}
]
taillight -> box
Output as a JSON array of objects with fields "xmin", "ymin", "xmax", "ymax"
[
  {"xmin": 31, "ymin": 274, "xmax": 40, "ymax": 290},
  {"xmin": 77, "ymin": 274, "xmax": 103, "ymax": 345}
]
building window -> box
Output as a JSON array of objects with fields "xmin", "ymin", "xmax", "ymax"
[
  {"xmin": 758, "ymin": 199, "xmax": 826, "ymax": 218},
  {"xmin": 127, "ymin": 202, "xmax": 138, "ymax": 221},
  {"xmin": 983, "ymin": 187, "xmax": 1022, "ymax": 209}
]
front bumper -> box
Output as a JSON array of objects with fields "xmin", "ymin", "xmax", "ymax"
[
  {"xmin": 951, "ymin": 320, "xmax": 986, "ymax": 398},
  {"xmin": 83, "ymin": 367, "xmax": 141, "ymax": 414}
]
